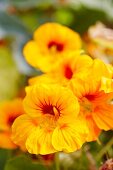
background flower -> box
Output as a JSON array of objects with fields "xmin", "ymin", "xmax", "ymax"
[
  {"xmin": 23, "ymin": 23, "xmax": 82, "ymax": 72},
  {"xmin": 0, "ymin": 98, "xmax": 24, "ymax": 149}
]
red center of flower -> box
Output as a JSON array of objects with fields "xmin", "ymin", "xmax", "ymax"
[
  {"xmin": 64, "ymin": 65, "xmax": 73, "ymax": 79},
  {"xmin": 42, "ymin": 105, "xmax": 54, "ymax": 115},
  {"xmin": 40, "ymin": 103, "xmax": 60, "ymax": 117},
  {"xmin": 48, "ymin": 41, "xmax": 64, "ymax": 52},
  {"xmin": 7, "ymin": 115, "xmax": 17, "ymax": 126},
  {"xmin": 85, "ymin": 94, "xmax": 95, "ymax": 101}
]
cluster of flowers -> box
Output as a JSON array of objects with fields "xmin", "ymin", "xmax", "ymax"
[{"xmin": 0, "ymin": 23, "xmax": 113, "ymax": 155}]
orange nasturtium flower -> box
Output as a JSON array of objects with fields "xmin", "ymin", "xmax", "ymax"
[
  {"xmin": 0, "ymin": 98, "xmax": 24, "ymax": 149},
  {"xmin": 12, "ymin": 84, "xmax": 88, "ymax": 155},
  {"xmin": 69, "ymin": 59, "xmax": 113, "ymax": 141},
  {"xmin": 29, "ymin": 51, "xmax": 93, "ymax": 86},
  {"xmin": 23, "ymin": 23, "xmax": 82, "ymax": 73}
]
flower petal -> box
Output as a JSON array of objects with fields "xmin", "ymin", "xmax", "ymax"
[
  {"xmin": 52, "ymin": 116, "xmax": 88, "ymax": 153},
  {"xmin": 12, "ymin": 114, "xmax": 37, "ymax": 149},
  {"xmin": 100, "ymin": 77, "xmax": 113, "ymax": 93},
  {"xmin": 26, "ymin": 127, "xmax": 57, "ymax": 155},
  {"xmin": 92, "ymin": 105, "xmax": 113, "ymax": 130},
  {"xmin": 0, "ymin": 132, "xmax": 16, "ymax": 149},
  {"xmin": 23, "ymin": 41, "xmax": 41, "ymax": 68},
  {"xmin": 24, "ymin": 84, "xmax": 80, "ymax": 119},
  {"xmin": 85, "ymin": 115, "xmax": 101, "ymax": 141}
]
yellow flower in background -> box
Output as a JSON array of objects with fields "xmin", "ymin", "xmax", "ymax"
[
  {"xmin": 23, "ymin": 23, "xmax": 82, "ymax": 72},
  {"xmin": 29, "ymin": 51, "xmax": 93, "ymax": 86},
  {"xmin": 69, "ymin": 59, "xmax": 113, "ymax": 141},
  {"xmin": 12, "ymin": 84, "xmax": 88, "ymax": 155},
  {"xmin": 0, "ymin": 98, "xmax": 24, "ymax": 149}
]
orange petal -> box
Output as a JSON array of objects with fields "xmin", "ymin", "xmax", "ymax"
[
  {"xmin": 85, "ymin": 115, "xmax": 101, "ymax": 142},
  {"xmin": 92, "ymin": 105, "xmax": 113, "ymax": 130},
  {"xmin": 0, "ymin": 132, "xmax": 17, "ymax": 149},
  {"xmin": 0, "ymin": 98, "xmax": 24, "ymax": 131}
]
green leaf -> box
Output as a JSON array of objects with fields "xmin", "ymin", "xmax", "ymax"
[
  {"xmin": 0, "ymin": 149, "xmax": 12, "ymax": 170},
  {"xmin": 0, "ymin": 11, "xmax": 29, "ymax": 36},
  {"xmin": 4, "ymin": 155, "xmax": 47, "ymax": 170},
  {"xmin": 0, "ymin": 47, "xmax": 20, "ymax": 101},
  {"xmin": 54, "ymin": 8, "xmax": 74, "ymax": 26},
  {"xmin": 10, "ymin": 0, "xmax": 53, "ymax": 9}
]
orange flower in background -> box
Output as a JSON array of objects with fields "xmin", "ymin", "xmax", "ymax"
[
  {"xmin": 69, "ymin": 59, "xmax": 113, "ymax": 141},
  {"xmin": 29, "ymin": 51, "xmax": 93, "ymax": 86},
  {"xmin": 12, "ymin": 84, "xmax": 88, "ymax": 155},
  {"xmin": 23, "ymin": 23, "xmax": 82, "ymax": 72},
  {"xmin": 0, "ymin": 98, "xmax": 24, "ymax": 149}
]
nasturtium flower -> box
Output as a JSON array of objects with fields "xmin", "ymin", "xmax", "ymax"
[
  {"xmin": 0, "ymin": 98, "xmax": 24, "ymax": 149},
  {"xmin": 100, "ymin": 64, "xmax": 113, "ymax": 93},
  {"xmin": 29, "ymin": 51, "xmax": 93, "ymax": 86},
  {"xmin": 69, "ymin": 59, "xmax": 113, "ymax": 141},
  {"xmin": 0, "ymin": 132, "xmax": 16, "ymax": 149},
  {"xmin": 23, "ymin": 23, "xmax": 82, "ymax": 72},
  {"xmin": 12, "ymin": 84, "xmax": 88, "ymax": 155}
]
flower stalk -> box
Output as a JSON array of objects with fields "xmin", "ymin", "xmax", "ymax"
[{"xmin": 55, "ymin": 152, "xmax": 60, "ymax": 170}]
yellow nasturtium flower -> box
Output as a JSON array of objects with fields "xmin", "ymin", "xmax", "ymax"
[
  {"xmin": 69, "ymin": 59, "xmax": 113, "ymax": 141},
  {"xmin": 29, "ymin": 51, "xmax": 93, "ymax": 86},
  {"xmin": 23, "ymin": 23, "xmax": 82, "ymax": 72},
  {"xmin": 12, "ymin": 84, "xmax": 88, "ymax": 155},
  {"xmin": 0, "ymin": 98, "xmax": 24, "ymax": 149}
]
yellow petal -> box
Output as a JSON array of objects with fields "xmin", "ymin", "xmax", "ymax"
[
  {"xmin": 28, "ymin": 74, "xmax": 56, "ymax": 86},
  {"xmin": 12, "ymin": 114, "xmax": 37, "ymax": 149},
  {"xmin": 34, "ymin": 22, "xmax": 82, "ymax": 50},
  {"xmin": 69, "ymin": 77, "xmax": 98, "ymax": 99},
  {"xmin": 26, "ymin": 127, "xmax": 57, "ymax": 155},
  {"xmin": 90, "ymin": 59, "xmax": 112, "ymax": 80},
  {"xmin": 24, "ymin": 84, "xmax": 80, "ymax": 119},
  {"xmin": 52, "ymin": 116, "xmax": 88, "ymax": 153},
  {"xmin": 100, "ymin": 77, "xmax": 113, "ymax": 93},
  {"xmin": 23, "ymin": 41, "xmax": 41, "ymax": 68},
  {"xmin": 23, "ymin": 23, "xmax": 82, "ymax": 72}
]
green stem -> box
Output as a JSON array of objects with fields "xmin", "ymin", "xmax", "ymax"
[
  {"xmin": 55, "ymin": 152, "xmax": 60, "ymax": 170},
  {"xmin": 96, "ymin": 137, "xmax": 113, "ymax": 161},
  {"xmin": 97, "ymin": 138, "xmax": 101, "ymax": 145}
]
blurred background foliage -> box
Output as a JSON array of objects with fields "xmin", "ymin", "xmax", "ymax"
[{"xmin": 0, "ymin": 0, "xmax": 113, "ymax": 169}]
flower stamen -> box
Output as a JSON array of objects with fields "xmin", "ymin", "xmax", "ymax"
[{"xmin": 48, "ymin": 41, "xmax": 64, "ymax": 52}]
